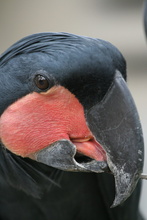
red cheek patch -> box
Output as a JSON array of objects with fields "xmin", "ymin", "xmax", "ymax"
[{"xmin": 0, "ymin": 86, "xmax": 92, "ymax": 157}]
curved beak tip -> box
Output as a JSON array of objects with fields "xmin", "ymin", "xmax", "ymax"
[{"xmin": 110, "ymin": 172, "xmax": 141, "ymax": 208}]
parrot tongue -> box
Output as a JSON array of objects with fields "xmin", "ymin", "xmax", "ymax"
[{"xmin": 72, "ymin": 138, "xmax": 106, "ymax": 161}]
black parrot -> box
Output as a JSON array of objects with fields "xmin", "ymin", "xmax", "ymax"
[{"xmin": 0, "ymin": 32, "xmax": 144, "ymax": 220}]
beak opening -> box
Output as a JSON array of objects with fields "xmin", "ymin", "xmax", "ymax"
[{"xmin": 32, "ymin": 139, "xmax": 109, "ymax": 173}]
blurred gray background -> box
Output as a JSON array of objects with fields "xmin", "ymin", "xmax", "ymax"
[{"xmin": 0, "ymin": 0, "xmax": 147, "ymax": 218}]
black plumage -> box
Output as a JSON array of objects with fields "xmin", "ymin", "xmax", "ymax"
[
  {"xmin": 0, "ymin": 32, "xmax": 144, "ymax": 220},
  {"xmin": 0, "ymin": 32, "xmax": 126, "ymax": 113}
]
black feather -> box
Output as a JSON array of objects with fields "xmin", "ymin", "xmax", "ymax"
[
  {"xmin": 0, "ymin": 144, "xmax": 61, "ymax": 198},
  {"xmin": 0, "ymin": 32, "xmax": 126, "ymax": 113}
]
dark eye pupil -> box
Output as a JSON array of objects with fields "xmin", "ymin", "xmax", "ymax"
[{"xmin": 34, "ymin": 74, "xmax": 49, "ymax": 90}]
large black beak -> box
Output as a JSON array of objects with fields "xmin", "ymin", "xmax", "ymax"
[
  {"xmin": 86, "ymin": 71, "xmax": 144, "ymax": 207},
  {"xmin": 34, "ymin": 71, "xmax": 144, "ymax": 207}
]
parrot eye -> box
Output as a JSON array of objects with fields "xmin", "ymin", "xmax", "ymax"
[{"xmin": 34, "ymin": 74, "xmax": 49, "ymax": 90}]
